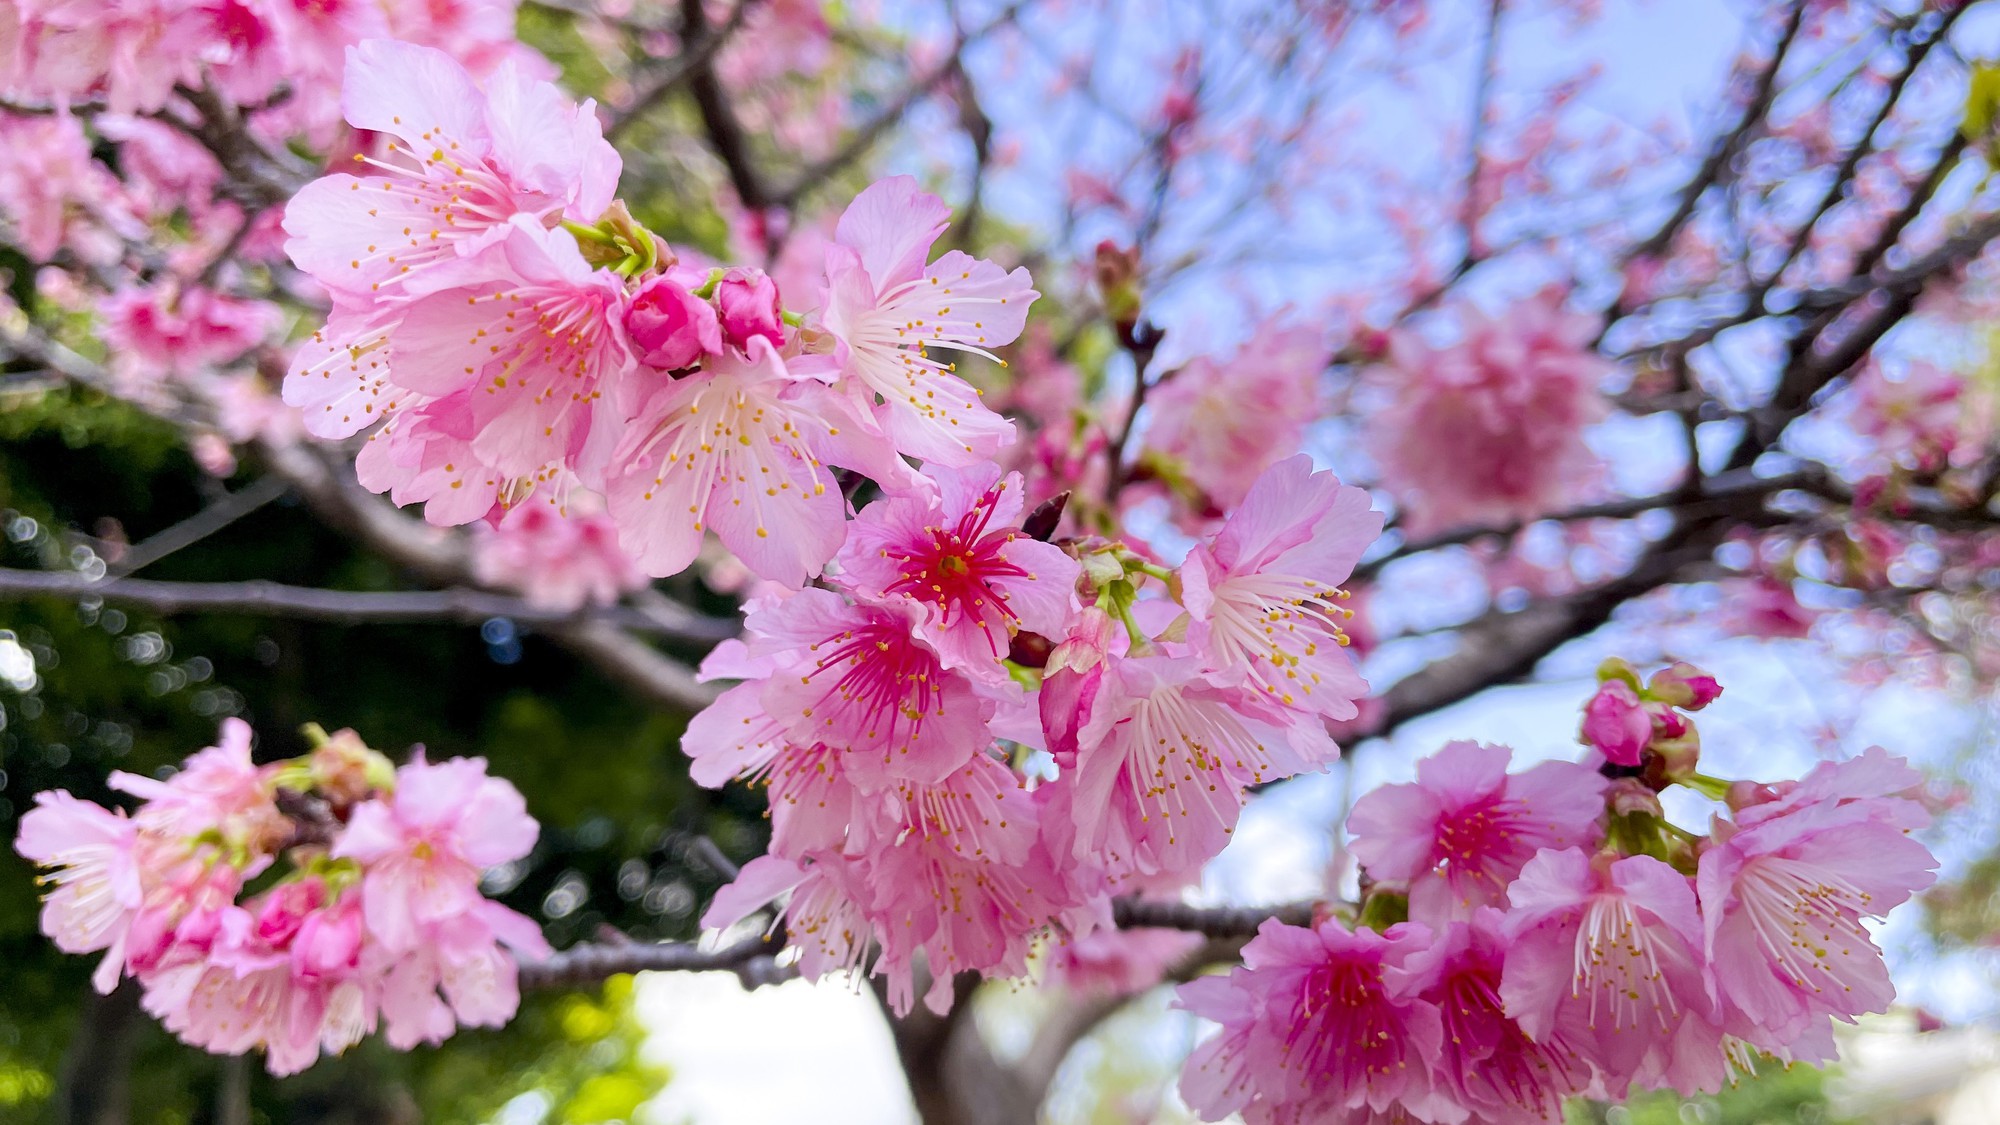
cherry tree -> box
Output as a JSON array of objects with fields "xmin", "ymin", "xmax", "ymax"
[{"xmin": 0, "ymin": 0, "xmax": 1986, "ymax": 1121}]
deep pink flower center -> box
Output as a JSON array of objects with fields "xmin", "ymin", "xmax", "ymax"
[
  {"xmin": 803, "ymin": 618, "xmax": 950, "ymax": 755},
  {"xmin": 881, "ymin": 484, "xmax": 1029, "ymax": 651}
]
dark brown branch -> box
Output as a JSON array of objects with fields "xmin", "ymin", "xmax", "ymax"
[
  {"xmin": 770, "ymin": 2, "xmax": 1029, "ymax": 210},
  {"xmin": 604, "ymin": 0, "xmax": 758, "ymax": 144},
  {"xmin": 1628, "ymin": 0, "xmax": 1809, "ymax": 262},
  {"xmin": 0, "ymin": 567, "xmax": 738, "ymax": 641},
  {"xmin": 1756, "ymin": 7, "xmax": 1962, "ymax": 299},
  {"xmin": 678, "ymin": 0, "xmax": 778, "ymax": 210},
  {"xmin": 110, "ymin": 476, "xmax": 290, "ymax": 576},
  {"xmin": 1355, "ymin": 467, "xmax": 1820, "ymax": 580},
  {"xmin": 1111, "ymin": 896, "xmax": 1312, "ymax": 937},
  {"xmin": 517, "ymin": 931, "xmax": 791, "ymax": 990}
]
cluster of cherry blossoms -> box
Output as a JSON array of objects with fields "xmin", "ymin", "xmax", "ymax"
[
  {"xmin": 282, "ymin": 42, "xmax": 1035, "ymax": 586},
  {"xmin": 14, "ymin": 720, "xmax": 545, "ymax": 1075},
  {"xmin": 1175, "ymin": 670, "xmax": 1938, "ymax": 1125},
  {"xmin": 690, "ymin": 453, "xmax": 1377, "ymax": 1013}
]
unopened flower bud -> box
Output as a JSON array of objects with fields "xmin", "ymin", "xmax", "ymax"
[
  {"xmin": 1580, "ymin": 680, "xmax": 1650, "ymax": 767},
  {"xmin": 627, "ymin": 274, "xmax": 721, "ymax": 371},
  {"xmin": 1647, "ymin": 662, "xmax": 1723, "ymax": 710},
  {"xmin": 715, "ymin": 267, "xmax": 784, "ymax": 352}
]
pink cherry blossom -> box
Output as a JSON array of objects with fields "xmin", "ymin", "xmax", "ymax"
[
  {"xmin": 1698, "ymin": 751, "xmax": 1936, "ymax": 1055},
  {"xmin": 625, "ymin": 271, "xmax": 722, "ymax": 371},
  {"xmin": 1394, "ymin": 909, "xmax": 1590, "ymax": 1124},
  {"xmin": 370, "ymin": 898, "xmax": 548, "ymax": 1049},
  {"xmin": 351, "ymin": 386, "xmax": 508, "ymax": 527},
  {"xmin": 1347, "ymin": 740, "xmax": 1607, "ymax": 923},
  {"xmin": 598, "ymin": 335, "xmax": 848, "ymax": 583},
  {"xmin": 109, "ymin": 717, "xmax": 284, "ymax": 851},
  {"xmin": 1141, "ymin": 326, "xmax": 1328, "ymax": 510},
  {"xmin": 1039, "ymin": 604, "xmax": 1126, "ymax": 768},
  {"xmin": 1179, "ymin": 453, "xmax": 1381, "ymax": 720},
  {"xmin": 836, "ymin": 462, "xmax": 1081, "ymax": 674},
  {"xmin": 816, "ymin": 175, "xmax": 1036, "ymax": 466},
  {"xmin": 282, "ymin": 40, "xmax": 617, "ymax": 309},
  {"xmin": 1371, "ymin": 287, "xmax": 1610, "ymax": 535},
  {"xmin": 1043, "ymin": 926, "xmax": 1203, "ymax": 996},
  {"xmin": 331, "ymin": 754, "xmax": 540, "ymax": 954},
  {"xmin": 1580, "ymin": 678, "xmax": 1651, "ymax": 766},
  {"xmin": 1844, "ymin": 359, "xmax": 1989, "ymax": 474},
  {"xmin": 0, "ymin": 0, "xmax": 213, "ymax": 113},
  {"xmin": 0, "ymin": 111, "xmax": 131, "ymax": 263},
  {"xmin": 1500, "ymin": 848, "xmax": 1720, "ymax": 1097},
  {"xmin": 1176, "ymin": 918, "xmax": 1450, "ymax": 1124},
  {"xmin": 682, "ymin": 587, "xmax": 1004, "ymax": 796},
  {"xmin": 471, "ymin": 498, "xmax": 649, "ymax": 611},
  {"xmin": 308, "ymin": 216, "xmax": 631, "ymax": 486},
  {"xmin": 14, "ymin": 791, "xmax": 143, "ymax": 992},
  {"xmin": 1065, "ymin": 654, "xmax": 1339, "ymax": 882},
  {"xmin": 99, "ymin": 282, "xmax": 279, "ymax": 380}
]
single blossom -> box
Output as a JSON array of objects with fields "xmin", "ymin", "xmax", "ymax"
[
  {"xmin": 1065, "ymin": 654, "xmax": 1339, "ymax": 882},
  {"xmin": 324, "ymin": 216, "xmax": 632, "ymax": 482},
  {"xmin": 14, "ymin": 791, "xmax": 143, "ymax": 992},
  {"xmin": 281, "ymin": 39, "xmax": 618, "ymax": 310},
  {"xmin": 1179, "ymin": 454, "xmax": 1380, "ymax": 720},
  {"xmin": 1394, "ymin": 909, "xmax": 1590, "ymax": 1124},
  {"xmin": 682, "ymin": 587, "xmax": 1008, "ymax": 797},
  {"xmin": 626, "ymin": 270, "xmax": 722, "ymax": 371},
  {"xmin": 1347, "ymin": 740, "xmax": 1607, "ymax": 923},
  {"xmin": 1698, "ymin": 751, "xmax": 1936, "ymax": 1056},
  {"xmin": 331, "ymin": 754, "xmax": 540, "ymax": 954},
  {"xmin": 1176, "ymin": 918, "xmax": 1450, "ymax": 1124},
  {"xmin": 836, "ymin": 462, "xmax": 1081, "ymax": 674},
  {"xmin": 816, "ymin": 175, "xmax": 1036, "ymax": 466},
  {"xmin": 1141, "ymin": 326, "xmax": 1328, "ymax": 511},
  {"xmin": 1580, "ymin": 678, "xmax": 1651, "ymax": 766},
  {"xmin": 715, "ymin": 266, "xmax": 784, "ymax": 352},
  {"xmin": 1500, "ymin": 848, "xmax": 1721, "ymax": 1097},
  {"xmin": 598, "ymin": 336, "xmax": 850, "ymax": 584},
  {"xmin": 1370, "ymin": 287, "xmax": 1610, "ymax": 535},
  {"xmin": 471, "ymin": 497, "xmax": 650, "ymax": 611}
]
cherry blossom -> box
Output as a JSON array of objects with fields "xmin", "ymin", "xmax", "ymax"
[
  {"xmin": 815, "ymin": 175, "xmax": 1037, "ymax": 466},
  {"xmin": 1370, "ymin": 288, "xmax": 1611, "ymax": 535},
  {"xmin": 1179, "ymin": 454, "xmax": 1379, "ymax": 720},
  {"xmin": 836, "ymin": 462, "xmax": 1082, "ymax": 674},
  {"xmin": 1347, "ymin": 740, "xmax": 1607, "ymax": 923},
  {"xmin": 1177, "ymin": 918, "xmax": 1451, "ymax": 1124}
]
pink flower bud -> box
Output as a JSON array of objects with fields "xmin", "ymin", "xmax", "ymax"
[
  {"xmin": 1580, "ymin": 679, "xmax": 1651, "ymax": 767},
  {"xmin": 1647, "ymin": 662, "xmax": 1722, "ymax": 710},
  {"xmin": 715, "ymin": 267, "xmax": 784, "ymax": 352},
  {"xmin": 253, "ymin": 878, "xmax": 326, "ymax": 948},
  {"xmin": 626, "ymin": 275, "xmax": 721, "ymax": 371}
]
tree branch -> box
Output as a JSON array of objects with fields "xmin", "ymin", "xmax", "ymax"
[
  {"xmin": 604, "ymin": 0, "xmax": 759, "ymax": 144},
  {"xmin": 0, "ymin": 567, "xmax": 737, "ymax": 641},
  {"xmin": 516, "ymin": 931, "xmax": 791, "ymax": 990}
]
